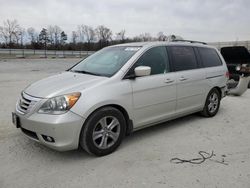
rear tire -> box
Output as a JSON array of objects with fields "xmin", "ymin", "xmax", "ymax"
[
  {"xmin": 80, "ymin": 107, "xmax": 126, "ymax": 156},
  {"xmin": 200, "ymin": 88, "xmax": 221, "ymax": 117}
]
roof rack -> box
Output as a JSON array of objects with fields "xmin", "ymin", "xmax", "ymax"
[{"xmin": 172, "ymin": 39, "xmax": 207, "ymax": 45}]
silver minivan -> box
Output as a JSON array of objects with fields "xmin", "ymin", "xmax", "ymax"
[{"xmin": 12, "ymin": 41, "xmax": 229, "ymax": 156}]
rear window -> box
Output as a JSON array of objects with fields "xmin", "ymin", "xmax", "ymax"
[
  {"xmin": 169, "ymin": 46, "xmax": 198, "ymax": 71},
  {"xmin": 199, "ymin": 47, "xmax": 222, "ymax": 67}
]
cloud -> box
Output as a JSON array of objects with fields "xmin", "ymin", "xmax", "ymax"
[{"xmin": 0, "ymin": 0, "xmax": 249, "ymax": 42}]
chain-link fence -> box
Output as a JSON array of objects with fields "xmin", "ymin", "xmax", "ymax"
[
  {"xmin": 1, "ymin": 40, "xmax": 250, "ymax": 58},
  {"xmin": 0, "ymin": 48, "xmax": 95, "ymax": 58}
]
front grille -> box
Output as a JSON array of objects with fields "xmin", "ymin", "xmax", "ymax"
[
  {"xmin": 19, "ymin": 95, "xmax": 31, "ymax": 111},
  {"xmin": 17, "ymin": 92, "xmax": 40, "ymax": 114}
]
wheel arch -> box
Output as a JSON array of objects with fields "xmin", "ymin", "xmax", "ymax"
[
  {"xmin": 108, "ymin": 104, "xmax": 134, "ymax": 135},
  {"xmin": 202, "ymin": 86, "xmax": 222, "ymax": 107},
  {"xmin": 80, "ymin": 104, "xmax": 133, "ymax": 140},
  {"xmin": 212, "ymin": 86, "xmax": 222, "ymax": 98}
]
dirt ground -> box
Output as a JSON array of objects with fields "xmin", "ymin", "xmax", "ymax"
[{"xmin": 0, "ymin": 59, "xmax": 250, "ymax": 188}]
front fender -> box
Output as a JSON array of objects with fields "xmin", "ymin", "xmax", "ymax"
[{"xmin": 70, "ymin": 80, "xmax": 134, "ymax": 122}]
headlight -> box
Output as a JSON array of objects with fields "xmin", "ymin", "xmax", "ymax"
[{"xmin": 38, "ymin": 92, "xmax": 81, "ymax": 114}]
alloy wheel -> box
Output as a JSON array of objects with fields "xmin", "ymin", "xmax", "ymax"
[
  {"xmin": 92, "ymin": 116, "xmax": 121, "ymax": 149},
  {"xmin": 208, "ymin": 92, "xmax": 219, "ymax": 113}
]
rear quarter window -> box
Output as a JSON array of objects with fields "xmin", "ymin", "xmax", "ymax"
[
  {"xmin": 169, "ymin": 46, "xmax": 198, "ymax": 71},
  {"xmin": 198, "ymin": 47, "xmax": 222, "ymax": 67}
]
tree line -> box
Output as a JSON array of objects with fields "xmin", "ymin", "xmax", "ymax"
[{"xmin": 0, "ymin": 19, "xmax": 180, "ymax": 51}]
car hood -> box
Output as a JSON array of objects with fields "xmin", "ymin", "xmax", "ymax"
[{"xmin": 24, "ymin": 71, "xmax": 107, "ymax": 98}]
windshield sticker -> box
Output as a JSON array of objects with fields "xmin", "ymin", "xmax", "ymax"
[{"xmin": 124, "ymin": 47, "xmax": 141, "ymax": 51}]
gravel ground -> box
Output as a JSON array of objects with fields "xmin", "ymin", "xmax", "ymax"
[{"xmin": 0, "ymin": 59, "xmax": 250, "ymax": 188}]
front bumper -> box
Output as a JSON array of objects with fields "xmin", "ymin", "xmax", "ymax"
[{"xmin": 15, "ymin": 110, "xmax": 85, "ymax": 151}]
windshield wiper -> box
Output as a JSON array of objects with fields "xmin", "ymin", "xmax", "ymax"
[{"xmin": 69, "ymin": 70, "xmax": 102, "ymax": 76}]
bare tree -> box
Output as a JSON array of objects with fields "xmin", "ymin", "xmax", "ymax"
[
  {"xmin": 139, "ymin": 33, "xmax": 152, "ymax": 41},
  {"xmin": 133, "ymin": 36, "xmax": 143, "ymax": 42},
  {"xmin": 95, "ymin": 25, "xmax": 112, "ymax": 42},
  {"xmin": 19, "ymin": 28, "xmax": 25, "ymax": 47},
  {"xmin": 54, "ymin": 25, "xmax": 61, "ymax": 47},
  {"xmin": 116, "ymin": 29, "xmax": 126, "ymax": 42},
  {"xmin": 157, "ymin": 32, "xmax": 167, "ymax": 41},
  {"xmin": 0, "ymin": 19, "xmax": 20, "ymax": 47},
  {"xmin": 47, "ymin": 25, "xmax": 62, "ymax": 48},
  {"xmin": 71, "ymin": 31, "xmax": 78, "ymax": 44},
  {"xmin": 27, "ymin": 27, "xmax": 37, "ymax": 54},
  {"xmin": 14, "ymin": 27, "xmax": 25, "ymax": 47},
  {"xmin": 27, "ymin": 27, "xmax": 37, "ymax": 44},
  {"xmin": 78, "ymin": 25, "xmax": 95, "ymax": 50},
  {"xmin": 47, "ymin": 25, "xmax": 55, "ymax": 45},
  {"xmin": 77, "ymin": 25, "xmax": 85, "ymax": 54},
  {"xmin": 77, "ymin": 25, "xmax": 84, "ymax": 43},
  {"xmin": 82, "ymin": 25, "xmax": 95, "ymax": 44},
  {"xmin": 0, "ymin": 26, "xmax": 8, "ymax": 44},
  {"xmin": 95, "ymin": 25, "xmax": 112, "ymax": 48}
]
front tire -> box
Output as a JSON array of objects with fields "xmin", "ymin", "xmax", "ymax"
[
  {"xmin": 200, "ymin": 88, "xmax": 221, "ymax": 117},
  {"xmin": 80, "ymin": 107, "xmax": 126, "ymax": 156}
]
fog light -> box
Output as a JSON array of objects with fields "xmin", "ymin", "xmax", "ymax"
[{"xmin": 42, "ymin": 135, "xmax": 55, "ymax": 143}]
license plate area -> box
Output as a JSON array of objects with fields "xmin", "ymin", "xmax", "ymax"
[{"xmin": 12, "ymin": 112, "xmax": 21, "ymax": 128}]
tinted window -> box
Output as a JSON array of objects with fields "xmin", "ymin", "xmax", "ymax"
[
  {"xmin": 199, "ymin": 48, "xmax": 222, "ymax": 67},
  {"xmin": 169, "ymin": 46, "xmax": 198, "ymax": 71},
  {"xmin": 133, "ymin": 46, "xmax": 170, "ymax": 75}
]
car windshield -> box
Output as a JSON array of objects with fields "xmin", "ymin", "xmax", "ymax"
[{"xmin": 70, "ymin": 46, "xmax": 141, "ymax": 77}]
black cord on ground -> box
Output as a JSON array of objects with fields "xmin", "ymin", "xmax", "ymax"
[{"xmin": 170, "ymin": 151, "xmax": 228, "ymax": 165}]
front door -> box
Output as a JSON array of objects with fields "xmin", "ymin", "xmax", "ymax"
[{"xmin": 129, "ymin": 46, "xmax": 177, "ymax": 128}]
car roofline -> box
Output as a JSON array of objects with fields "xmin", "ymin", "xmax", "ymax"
[{"xmin": 110, "ymin": 41, "xmax": 215, "ymax": 49}]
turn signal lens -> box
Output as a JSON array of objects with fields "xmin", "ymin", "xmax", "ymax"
[{"xmin": 66, "ymin": 93, "xmax": 81, "ymax": 108}]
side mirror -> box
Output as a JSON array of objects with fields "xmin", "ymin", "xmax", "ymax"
[{"xmin": 134, "ymin": 66, "xmax": 151, "ymax": 77}]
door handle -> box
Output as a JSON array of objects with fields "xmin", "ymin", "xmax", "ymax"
[
  {"xmin": 164, "ymin": 78, "xmax": 174, "ymax": 83},
  {"xmin": 179, "ymin": 77, "xmax": 188, "ymax": 81}
]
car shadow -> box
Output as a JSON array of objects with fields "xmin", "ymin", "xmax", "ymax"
[
  {"xmin": 14, "ymin": 113, "xmax": 203, "ymax": 161},
  {"xmin": 122, "ymin": 114, "xmax": 202, "ymax": 147},
  {"xmin": 17, "ymin": 114, "xmax": 202, "ymax": 161}
]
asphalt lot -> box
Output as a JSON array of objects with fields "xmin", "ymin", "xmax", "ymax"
[{"xmin": 0, "ymin": 58, "xmax": 250, "ymax": 188}]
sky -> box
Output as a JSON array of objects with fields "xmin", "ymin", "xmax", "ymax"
[{"xmin": 0, "ymin": 0, "xmax": 250, "ymax": 42}]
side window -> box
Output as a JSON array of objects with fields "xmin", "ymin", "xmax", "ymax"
[
  {"xmin": 169, "ymin": 46, "xmax": 198, "ymax": 71},
  {"xmin": 133, "ymin": 46, "xmax": 170, "ymax": 75},
  {"xmin": 198, "ymin": 47, "xmax": 222, "ymax": 67}
]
